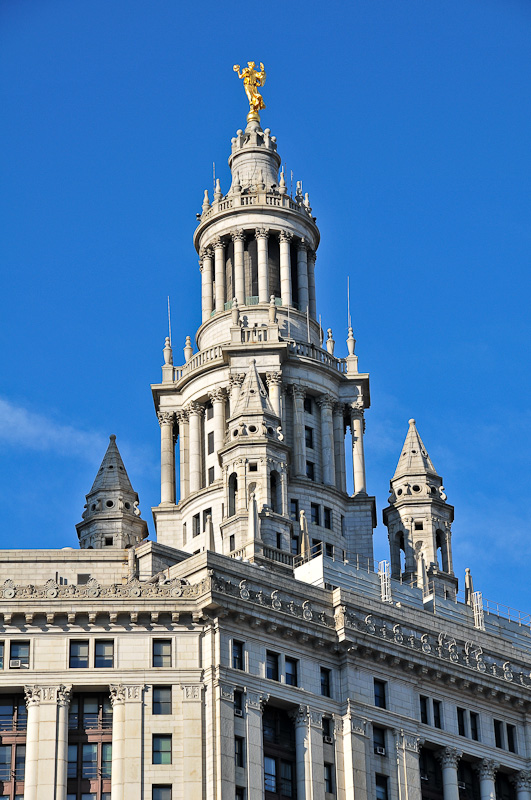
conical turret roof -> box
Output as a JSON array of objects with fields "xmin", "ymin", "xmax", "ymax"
[
  {"xmin": 232, "ymin": 359, "xmax": 276, "ymax": 417},
  {"xmin": 393, "ymin": 419, "xmax": 439, "ymax": 480},
  {"xmin": 89, "ymin": 434, "xmax": 134, "ymax": 493}
]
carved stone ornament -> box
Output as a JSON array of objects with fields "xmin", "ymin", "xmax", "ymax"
[
  {"xmin": 348, "ymin": 715, "xmax": 367, "ymax": 736},
  {"xmin": 220, "ymin": 685, "xmax": 235, "ymax": 701},
  {"xmin": 246, "ymin": 691, "xmax": 268, "ymax": 711},
  {"xmin": 255, "ymin": 226, "xmax": 269, "ymax": 240},
  {"xmin": 209, "ymin": 388, "xmax": 225, "ymax": 404},
  {"xmin": 437, "ymin": 747, "xmax": 462, "ymax": 768},
  {"xmin": 289, "ymin": 705, "xmax": 310, "ymax": 726},
  {"xmin": 398, "ymin": 731, "xmax": 422, "ymax": 753},
  {"xmin": 57, "ymin": 684, "xmax": 73, "ymax": 707},
  {"xmin": 157, "ymin": 411, "xmax": 174, "ymax": 427},
  {"xmin": 182, "ymin": 685, "xmax": 201, "ymax": 701},
  {"xmin": 309, "ymin": 710, "xmax": 323, "ymax": 727},
  {"xmin": 279, "ymin": 230, "xmax": 293, "ymax": 243},
  {"xmin": 476, "ymin": 760, "xmax": 499, "ymax": 781},
  {"xmin": 231, "ymin": 229, "xmax": 245, "ymax": 242},
  {"xmin": 266, "ymin": 371, "xmax": 282, "ymax": 386},
  {"xmin": 109, "ymin": 684, "xmax": 126, "ymax": 706},
  {"xmin": 511, "ymin": 772, "xmax": 531, "ymax": 791},
  {"xmin": 316, "ymin": 394, "xmax": 333, "ymax": 411}
]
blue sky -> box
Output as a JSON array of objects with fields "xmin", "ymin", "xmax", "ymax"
[{"xmin": 1, "ymin": 0, "xmax": 531, "ymax": 613}]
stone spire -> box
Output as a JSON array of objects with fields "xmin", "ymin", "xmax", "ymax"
[
  {"xmin": 393, "ymin": 419, "xmax": 438, "ymax": 480},
  {"xmin": 76, "ymin": 435, "xmax": 148, "ymax": 550},
  {"xmin": 232, "ymin": 359, "xmax": 276, "ymax": 417}
]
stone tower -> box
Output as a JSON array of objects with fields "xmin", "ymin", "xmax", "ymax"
[
  {"xmin": 151, "ymin": 111, "xmax": 376, "ymax": 566},
  {"xmin": 76, "ymin": 434, "xmax": 148, "ymax": 549},
  {"xmin": 382, "ymin": 418, "xmax": 456, "ymax": 599}
]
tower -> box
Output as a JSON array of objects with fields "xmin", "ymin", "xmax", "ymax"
[
  {"xmin": 151, "ymin": 97, "xmax": 376, "ymax": 567},
  {"xmin": 76, "ymin": 434, "xmax": 148, "ymax": 549},
  {"xmin": 382, "ymin": 418, "xmax": 456, "ymax": 599}
]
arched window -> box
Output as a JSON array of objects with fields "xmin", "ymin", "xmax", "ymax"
[
  {"xmin": 436, "ymin": 529, "xmax": 448, "ymax": 572},
  {"xmin": 398, "ymin": 531, "xmax": 406, "ymax": 575},
  {"xmin": 228, "ymin": 473, "xmax": 238, "ymax": 517},
  {"xmin": 269, "ymin": 470, "xmax": 281, "ymax": 514}
]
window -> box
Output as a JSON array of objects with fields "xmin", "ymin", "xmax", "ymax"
[
  {"xmin": 153, "ymin": 640, "xmax": 172, "ymax": 668},
  {"xmin": 94, "ymin": 640, "xmax": 113, "ymax": 668},
  {"xmin": 325, "ymin": 543, "xmax": 333, "ymax": 558},
  {"xmin": 420, "ymin": 696, "xmax": 429, "ymax": 725},
  {"xmin": 507, "ymin": 724, "xmax": 516, "ymax": 753},
  {"xmin": 433, "ymin": 700, "xmax": 442, "ymax": 729},
  {"xmin": 249, "ymin": 462, "xmax": 258, "ymax": 472},
  {"xmin": 104, "ymin": 536, "xmax": 113, "ymax": 546},
  {"xmin": 375, "ymin": 775, "xmax": 389, "ymax": 800},
  {"xmin": 320, "ymin": 667, "xmax": 331, "ymax": 698},
  {"xmin": 0, "ymin": 642, "xmax": 3, "ymax": 670},
  {"xmin": 236, "ymin": 789, "xmax": 245, "ymax": 800},
  {"xmin": 192, "ymin": 513, "xmax": 200, "ymax": 536},
  {"xmin": 153, "ymin": 687, "xmax": 171, "ymax": 715},
  {"xmin": 306, "ymin": 461, "xmax": 315, "ymax": 481},
  {"xmin": 232, "ymin": 641, "xmax": 244, "ymax": 671},
  {"xmin": 373, "ymin": 726, "xmax": 386, "ymax": 755},
  {"xmin": 322, "ymin": 717, "xmax": 332, "ymax": 740},
  {"xmin": 374, "ymin": 679, "xmax": 387, "ymax": 709},
  {"xmin": 289, "ymin": 499, "xmax": 299, "ymax": 521},
  {"xmin": 324, "ymin": 508, "xmax": 332, "ymax": 530},
  {"xmin": 208, "ymin": 466, "xmax": 215, "ymax": 485},
  {"xmin": 305, "ymin": 427, "xmax": 314, "ymax": 448},
  {"xmin": 68, "ymin": 744, "xmax": 77, "ymax": 778},
  {"xmin": 290, "ymin": 532, "xmax": 299, "ymax": 555},
  {"xmin": 235, "ymin": 736, "xmax": 244, "ymax": 768},
  {"xmin": 324, "ymin": 763, "xmax": 334, "ymax": 794},
  {"xmin": 82, "ymin": 743, "xmax": 98, "ymax": 778},
  {"xmin": 414, "ymin": 521, "xmax": 423, "ymax": 530},
  {"xmin": 229, "ymin": 534, "xmax": 235, "ymax": 552},
  {"xmin": 153, "ymin": 787, "xmax": 172, "ymax": 800},
  {"xmin": 234, "ymin": 691, "xmax": 243, "ymax": 714},
  {"xmin": 153, "ymin": 734, "xmax": 172, "ymax": 765},
  {"xmin": 304, "ymin": 397, "xmax": 313, "ymax": 414},
  {"xmin": 208, "ymin": 431, "xmax": 214, "ymax": 454},
  {"xmin": 206, "ymin": 403, "xmax": 214, "ymax": 420},
  {"xmin": 285, "ymin": 658, "xmax": 298, "ymax": 687},
  {"xmin": 457, "ymin": 707, "xmax": 466, "ymax": 736},
  {"xmin": 494, "ymin": 719, "xmax": 517, "ymax": 752},
  {"xmin": 310, "ymin": 503, "xmax": 320, "ymax": 525},
  {"xmin": 10, "ymin": 641, "xmax": 29, "ymax": 667},
  {"xmin": 70, "ymin": 640, "xmax": 89, "ymax": 669},
  {"xmin": 266, "ymin": 651, "xmax": 279, "ymax": 681},
  {"xmin": 494, "ymin": 719, "xmax": 503, "ymax": 748},
  {"xmin": 470, "ymin": 712, "xmax": 479, "ymax": 741},
  {"xmin": 0, "ymin": 745, "xmax": 11, "ymax": 781},
  {"xmin": 101, "ymin": 743, "xmax": 112, "ymax": 779}
]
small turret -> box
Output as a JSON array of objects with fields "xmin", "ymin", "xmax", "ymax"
[
  {"xmin": 382, "ymin": 419, "xmax": 456, "ymax": 600},
  {"xmin": 76, "ymin": 435, "xmax": 148, "ymax": 549}
]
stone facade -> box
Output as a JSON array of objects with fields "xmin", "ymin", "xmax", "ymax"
[{"xmin": 1, "ymin": 106, "xmax": 530, "ymax": 800}]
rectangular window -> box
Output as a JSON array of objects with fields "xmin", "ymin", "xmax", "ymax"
[
  {"xmin": 304, "ymin": 396, "xmax": 313, "ymax": 414},
  {"xmin": 94, "ymin": 640, "xmax": 113, "ymax": 668},
  {"xmin": 457, "ymin": 707, "xmax": 466, "ymax": 737},
  {"xmin": 13, "ymin": 744, "xmax": 24, "ymax": 781},
  {"xmin": 291, "ymin": 533, "xmax": 299, "ymax": 555},
  {"xmin": 289, "ymin": 499, "xmax": 299, "ymax": 521},
  {"xmin": 373, "ymin": 726, "xmax": 386, "ymax": 756},
  {"xmin": 375, "ymin": 775, "xmax": 389, "ymax": 800},
  {"xmin": 249, "ymin": 462, "xmax": 258, "ymax": 472},
  {"xmin": 153, "ymin": 734, "xmax": 172, "ymax": 765},
  {"xmin": 232, "ymin": 641, "xmax": 244, "ymax": 671},
  {"xmin": 276, "ymin": 532, "xmax": 282, "ymax": 549},
  {"xmin": 208, "ymin": 466, "xmax": 215, "ymax": 485},
  {"xmin": 82, "ymin": 743, "xmax": 98, "ymax": 779},
  {"xmin": 67, "ymin": 743, "xmax": 77, "ymax": 778},
  {"xmin": 280, "ymin": 761, "xmax": 294, "ymax": 797},
  {"xmin": 10, "ymin": 641, "xmax": 29, "ymax": 667},
  {"xmin": 206, "ymin": 403, "xmax": 213, "ymax": 420},
  {"xmin": 69, "ymin": 640, "xmax": 89, "ymax": 669},
  {"xmin": 153, "ymin": 787, "xmax": 172, "ymax": 800},
  {"xmin": 207, "ymin": 431, "xmax": 214, "ymax": 454},
  {"xmin": 153, "ymin": 687, "xmax": 172, "ymax": 715},
  {"xmin": 507, "ymin": 724, "xmax": 516, "ymax": 753},
  {"xmin": 325, "ymin": 543, "xmax": 334, "ymax": 558},
  {"xmin": 310, "ymin": 503, "xmax": 320, "ymax": 525},
  {"xmin": 494, "ymin": 719, "xmax": 503, "ymax": 748},
  {"xmin": 306, "ymin": 461, "xmax": 315, "ymax": 480},
  {"xmin": 374, "ymin": 679, "xmax": 387, "ymax": 709},
  {"xmin": 153, "ymin": 639, "xmax": 172, "ymax": 668},
  {"xmin": 234, "ymin": 736, "xmax": 244, "ymax": 768},
  {"xmin": 83, "ymin": 697, "xmax": 98, "ymax": 729},
  {"xmin": 420, "ymin": 695, "xmax": 429, "ymax": 725},
  {"xmin": 192, "ymin": 513, "xmax": 200, "ymax": 536},
  {"xmin": 101, "ymin": 742, "xmax": 112, "ymax": 779},
  {"xmin": 433, "ymin": 700, "xmax": 442, "ymax": 729},
  {"xmin": 229, "ymin": 534, "xmax": 235, "ymax": 552},
  {"xmin": 0, "ymin": 745, "xmax": 10, "ymax": 781},
  {"xmin": 305, "ymin": 426, "xmax": 314, "ymax": 448},
  {"xmin": 266, "ymin": 651, "xmax": 279, "ymax": 681},
  {"xmin": 322, "ymin": 717, "xmax": 331, "ymax": 739},
  {"xmin": 285, "ymin": 657, "xmax": 298, "ymax": 687},
  {"xmin": 414, "ymin": 521, "xmax": 423, "ymax": 530},
  {"xmin": 236, "ymin": 789, "xmax": 245, "ymax": 800},
  {"xmin": 264, "ymin": 756, "xmax": 276, "ymax": 792},
  {"xmin": 234, "ymin": 690, "xmax": 243, "ymax": 714},
  {"xmin": 320, "ymin": 667, "xmax": 331, "ymax": 698},
  {"xmin": 470, "ymin": 711, "xmax": 479, "ymax": 741},
  {"xmin": 324, "ymin": 507, "xmax": 332, "ymax": 530},
  {"xmin": 104, "ymin": 536, "xmax": 113, "ymax": 546},
  {"xmin": 324, "ymin": 763, "xmax": 334, "ymax": 794}
]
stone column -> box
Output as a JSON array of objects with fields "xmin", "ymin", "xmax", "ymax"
[
  {"xmin": 341, "ymin": 707, "xmax": 369, "ymax": 800},
  {"xmin": 318, "ymin": 394, "xmax": 336, "ymax": 487},
  {"xmin": 266, "ymin": 372, "xmax": 282, "ymax": 419},
  {"xmin": 177, "ymin": 409, "xmax": 189, "ymax": 501},
  {"xmin": 210, "ymin": 388, "xmax": 226, "ymax": 478},
  {"xmin": 476, "ymin": 759, "xmax": 499, "ymax": 800},
  {"xmin": 297, "ymin": 241, "xmax": 309, "ymax": 313},
  {"xmin": 23, "ymin": 686, "xmax": 41, "ymax": 800},
  {"xmin": 110, "ymin": 684, "xmax": 126, "ymax": 800},
  {"xmin": 307, "ymin": 249, "xmax": 317, "ymax": 319},
  {"xmin": 214, "ymin": 238, "xmax": 225, "ymax": 313},
  {"xmin": 290, "ymin": 706, "xmax": 325, "ymax": 800},
  {"xmin": 122, "ymin": 685, "xmax": 144, "ymax": 799},
  {"xmin": 232, "ymin": 230, "xmax": 245, "ymax": 306},
  {"xmin": 200, "ymin": 248, "xmax": 213, "ymax": 322},
  {"xmin": 437, "ymin": 747, "xmax": 462, "ymax": 800},
  {"xmin": 56, "ymin": 685, "xmax": 73, "ymax": 800},
  {"xmin": 246, "ymin": 692, "xmax": 267, "ymax": 799},
  {"xmin": 395, "ymin": 731, "xmax": 422, "ymax": 800},
  {"xmin": 188, "ymin": 402, "xmax": 204, "ymax": 493},
  {"xmin": 291, "ymin": 386, "xmax": 307, "ymax": 477},
  {"xmin": 279, "ymin": 231, "xmax": 292, "ymax": 307},
  {"xmin": 256, "ymin": 227, "xmax": 269, "ymax": 303},
  {"xmin": 349, "ymin": 404, "xmax": 366, "ymax": 494},
  {"xmin": 158, "ymin": 411, "xmax": 175, "ymax": 504},
  {"xmin": 333, "ymin": 402, "xmax": 347, "ymax": 492},
  {"xmin": 182, "ymin": 685, "xmax": 203, "ymax": 800},
  {"xmin": 512, "ymin": 771, "xmax": 531, "ymax": 800}
]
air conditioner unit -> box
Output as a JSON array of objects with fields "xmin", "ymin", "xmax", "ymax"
[
  {"xmin": 375, "ymin": 746, "xmax": 386, "ymax": 756},
  {"xmin": 458, "ymin": 782, "xmax": 466, "ymax": 790},
  {"xmin": 234, "ymin": 709, "xmax": 243, "ymax": 717},
  {"xmin": 9, "ymin": 660, "xmax": 21, "ymax": 669},
  {"xmin": 323, "ymin": 735, "xmax": 334, "ymax": 744},
  {"xmin": 421, "ymin": 774, "xmax": 429, "ymax": 782}
]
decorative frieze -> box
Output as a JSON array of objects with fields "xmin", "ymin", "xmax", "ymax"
[{"xmin": 182, "ymin": 685, "xmax": 202, "ymax": 701}]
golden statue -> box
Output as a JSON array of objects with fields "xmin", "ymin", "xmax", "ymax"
[{"xmin": 233, "ymin": 61, "xmax": 266, "ymax": 122}]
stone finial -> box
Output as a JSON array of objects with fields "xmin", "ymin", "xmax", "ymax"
[
  {"xmin": 183, "ymin": 336, "xmax": 193, "ymax": 363},
  {"xmin": 464, "ymin": 568, "xmax": 474, "ymax": 606},
  {"xmin": 304, "ymin": 192, "xmax": 311, "ymax": 211},
  {"xmin": 279, "ymin": 169, "xmax": 287, "ymax": 195},
  {"xmin": 163, "ymin": 336, "xmax": 173, "ymax": 366},
  {"xmin": 346, "ymin": 327, "xmax": 356, "ymax": 356},
  {"xmin": 269, "ymin": 295, "xmax": 277, "ymax": 324},
  {"xmin": 214, "ymin": 178, "xmax": 222, "ymax": 202},
  {"xmin": 295, "ymin": 180, "xmax": 303, "ymax": 202},
  {"xmin": 231, "ymin": 298, "xmax": 240, "ymax": 326},
  {"xmin": 233, "ymin": 172, "xmax": 241, "ymax": 194},
  {"xmin": 326, "ymin": 328, "xmax": 335, "ymax": 355},
  {"xmin": 202, "ymin": 189, "xmax": 210, "ymax": 213}
]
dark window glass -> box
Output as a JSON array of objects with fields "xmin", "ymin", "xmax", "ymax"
[
  {"xmin": 433, "ymin": 700, "xmax": 442, "ymax": 729},
  {"xmin": 470, "ymin": 711, "xmax": 479, "ymax": 741},
  {"xmin": 207, "ymin": 431, "xmax": 214, "ymax": 454},
  {"xmin": 324, "ymin": 508, "xmax": 332, "ymax": 530},
  {"xmin": 289, "ymin": 499, "xmax": 299, "ymax": 521},
  {"xmin": 324, "ymin": 763, "xmax": 333, "ymax": 793},
  {"xmin": 153, "ymin": 687, "xmax": 171, "ymax": 715},
  {"xmin": 83, "ymin": 696, "xmax": 99, "ymax": 729},
  {"xmin": 0, "ymin": 745, "xmax": 10, "ymax": 781},
  {"xmin": 10, "ymin": 641, "xmax": 29, "ymax": 666},
  {"xmin": 229, "ymin": 534, "xmax": 235, "ymax": 551},
  {"xmin": 325, "ymin": 543, "xmax": 333, "ymax": 558},
  {"xmin": 235, "ymin": 736, "xmax": 244, "ymax": 767},
  {"xmin": 290, "ymin": 534, "xmax": 299, "ymax": 555},
  {"xmin": 373, "ymin": 726, "xmax": 386, "ymax": 749},
  {"xmin": 153, "ymin": 787, "xmax": 172, "ymax": 800},
  {"xmin": 320, "ymin": 667, "xmax": 331, "ymax": 697},
  {"xmin": 457, "ymin": 707, "xmax": 466, "ymax": 737},
  {"xmin": 306, "ymin": 461, "xmax": 315, "ymax": 481},
  {"xmin": 322, "ymin": 717, "xmax": 331, "ymax": 738},
  {"xmin": 82, "ymin": 743, "xmax": 98, "ymax": 778},
  {"xmin": 69, "ymin": 640, "xmax": 89, "ymax": 668},
  {"xmin": 94, "ymin": 640, "xmax": 113, "ymax": 668},
  {"xmin": 374, "ymin": 679, "xmax": 387, "ymax": 709},
  {"xmin": 264, "ymin": 756, "xmax": 276, "ymax": 792},
  {"xmin": 192, "ymin": 514, "xmax": 200, "ymax": 536},
  {"xmin": 206, "ymin": 403, "xmax": 214, "ymax": 420},
  {"xmin": 0, "ymin": 642, "xmax": 3, "ymax": 670},
  {"xmin": 234, "ymin": 691, "xmax": 243, "ymax": 713},
  {"xmin": 303, "ymin": 397, "xmax": 313, "ymax": 414},
  {"xmin": 305, "ymin": 426, "xmax": 314, "ymax": 448},
  {"xmin": 14, "ymin": 743, "xmax": 24, "ymax": 781},
  {"xmin": 102, "ymin": 742, "xmax": 112, "ymax": 778},
  {"xmin": 249, "ymin": 463, "xmax": 258, "ymax": 472},
  {"xmin": 507, "ymin": 724, "xmax": 516, "ymax": 753},
  {"xmin": 208, "ymin": 466, "xmax": 215, "ymax": 485},
  {"xmin": 236, "ymin": 789, "xmax": 245, "ymax": 800},
  {"xmin": 285, "ymin": 658, "xmax": 298, "ymax": 687},
  {"xmin": 266, "ymin": 651, "xmax": 279, "ymax": 681},
  {"xmin": 376, "ymin": 775, "xmax": 389, "ymax": 800},
  {"xmin": 232, "ymin": 641, "xmax": 244, "ymax": 671},
  {"xmin": 153, "ymin": 734, "xmax": 172, "ymax": 765},
  {"xmin": 68, "ymin": 743, "xmax": 77, "ymax": 778},
  {"xmin": 310, "ymin": 503, "xmax": 320, "ymax": 525},
  {"xmin": 153, "ymin": 640, "xmax": 172, "ymax": 668},
  {"xmin": 420, "ymin": 696, "xmax": 429, "ymax": 725},
  {"xmin": 280, "ymin": 761, "xmax": 294, "ymax": 797}
]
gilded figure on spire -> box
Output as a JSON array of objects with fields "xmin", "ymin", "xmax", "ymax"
[{"xmin": 233, "ymin": 61, "xmax": 266, "ymax": 121}]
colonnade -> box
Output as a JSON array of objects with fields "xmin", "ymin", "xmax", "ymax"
[{"xmin": 199, "ymin": 229, "xmax": 317, "ymax": 322}]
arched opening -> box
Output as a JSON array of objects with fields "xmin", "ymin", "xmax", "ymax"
[
  {"xmin": 436, "ymin": 529, "xmax": 448, "ymax": 572},
  {"xmin": 228, "ymin": 473, "xmax": 238, "ymax": 517},
  {"xmin": 269, "ymin": 470, "xmax": 281, "ymax": 514}
]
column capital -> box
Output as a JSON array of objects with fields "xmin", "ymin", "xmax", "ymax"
[
  {"xmin": 511, "ymin": 771, "xmax": 531, "ymax": 791},
  {"xmin": 297, "ymin": 240, "xmax": 309, "ymax": 253},
  {"xmin": 289, "ymin": 384, "xmax": 306, "ymax": 400},
  {"xmin": 187, "ymin": 402, "xmax": 205, "ymax": 417},
  {"xmin": 229, "ymin": 373, "xmax": 245, "ymax": 391},
  {"xmin": 316, "ymin": 393, "xmax": 334, "ymax": 411},
  {"xmin": 475, "ymin": 759, "xmax": 500, "ymax": 781},
  {"xmin": 279, "ymin": 230, "xmax": 293, "ymax": 244},
  {"xmin": 212, "ymin": 236, "xmax": 225, "ymax": 251},
  {"xmin": 307, "ymin": 249, "xmax": 316, "ymax": 265},
  {"xmin": 209, "ymin": 388, "xmax": 226, "ymax": 404},
  {"xmin": 246, "ymin": 691, "xmax": 269, "ymax": 712},
  {"xmin": 157, "ymin": 411, "xmax": 175, "ymax": 427},
  {"xmin": 24, "ymin": 684, "xmax": 73, "ymax": 707},
  {"xmin": 200, "ymin": 246, "xmax": 213, "ymax": 260},
  {"xmin": 231, "ymin": 228, "xmax": 245, "ymax": 242},
  {"xmin": 57, "ymin": 684, "xmax": 73, "ymax": 707},
  {"xmin": 333, "ymin": 401, "xmax": 346, "ymax": 416},
  {"xmin": 255, "ymin": 226, "xmax": 270, "ymax": 239},
  {"xmin": 289, "ymin": 704, "xmax": 310, "ymax": 726},
  {"xmin": 349, "ymin": 400, "xmax": 364, "ymax": 418},
  {"xmin": 266, "ymin": 371, "xmax": 282, "ymax": 387},
  {"xmin": 176, "ymin": 408, "xmax": 189, "ymax": 423},
  {"xmin": 436, "ymin": 746, "xmax": 462, "ymax": 768}
]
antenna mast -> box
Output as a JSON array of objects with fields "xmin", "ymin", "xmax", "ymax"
[{"xmin": 167, "ymin": 296, "xmax": 172, "ymax": 346}]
